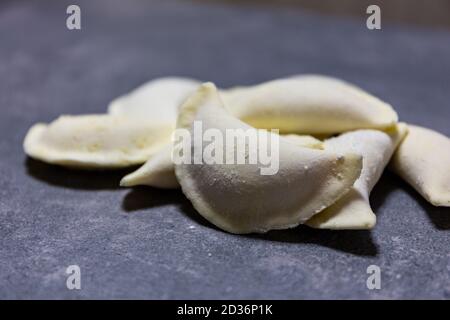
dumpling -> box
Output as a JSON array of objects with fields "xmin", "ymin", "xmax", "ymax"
[
  {"xmin": 23, "ymin": 114, "xmax": 173, "ymax": 169},
  {"xmin": 222, "ymin": 75, "xmax": 398, "ymax": 134},
  {"xmin": 119, "ymin": 134, "xmax": 324, "ymax": 189},
  {"xmin": 120, "ymin": 144, "xmax": 179, "ymax": 188},
  {"xmin": 307, "ymin": 124, "xmax": 408, "ymax": 230},
  {"xmin": 24, "ymin": 77, "xmax": 200, "ymax": 169},
  {"xmin": 108, "ymin": 77, "xmax": 200, "ymax": 124},
  {"xmin": 389, "ymin": 124, "xmax": 450, "ymax": 207},
  {"xmin": 173, "ymin": 82, "xmax": 363, "ymax": 234}
]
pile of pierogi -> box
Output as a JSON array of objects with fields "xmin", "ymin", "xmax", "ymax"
[{"xmin": 24, "ymin": 75, "xmax": 450, "ymax": 234}]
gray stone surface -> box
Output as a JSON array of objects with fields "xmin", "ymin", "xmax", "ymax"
[{"xmin": 0, "ymin": 0, "xmax": 449, "ymax": 299}]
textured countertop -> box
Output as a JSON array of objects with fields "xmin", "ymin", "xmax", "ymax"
[{"xmin": 0, "ymin": 0, "xmax": 449, "ymax": 299}]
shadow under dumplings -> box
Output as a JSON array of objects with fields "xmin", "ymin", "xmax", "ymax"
[
  {"xmin": 122, "ymin": 186, "xmax": 214, "ymax": 229},
  {"xmin": 370, "ymin": 170, "xmax": 399, "ymax": 218},
  {"xmin": 372, "ymin": 170, "xmax": 450, "ymax": 230},
  {"xmin": 129, "ymin": 184, "xmax": 379, "ymax": 256},
  {"xmin": 245, "ymin": 226, "xmax": 378, "ymax": 257},
  {"xmin": 122, "ymin": 186, "xmax": 181, "ymax": 212},
  {"xmin": 397, "ymin": 178, "xmax": 450, "ymax": 230},
  {"xmin": 25, "ymin": 157, "xmax": 137, "ymax": 190},
  {"xmin": 173, "ymin": 195, "xmax": 380, "ymax": 255}
]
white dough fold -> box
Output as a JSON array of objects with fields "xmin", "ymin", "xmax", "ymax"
[
  {"xmin": 120, "ymin": 144, "xmax": 179, "ymax": 188},
  {"xmin": 222, "ymin": 75, "xmax": 398, "ymax": 134},
  {"xmin": 173, "ymin": 82, "xmax": 363, "ymax": 234},
  {"xmin": 389, "ymin": 124, "xmax": 450, "ymax": 207},
  {"xmin": 23, "ymin": 114, "xmax": 173, "ymax": 169},
  {"xmin": 307, "ymin": 124, "xmax": 408, "ymax": 230},
  {"xmin": 108, "ymin": 77, "xmax": 200, "ymax": 123}
]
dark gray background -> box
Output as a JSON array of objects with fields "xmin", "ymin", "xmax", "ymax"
[{"xmin": 0, "ymin": 0, "xmax": 449, "ymax": 299}]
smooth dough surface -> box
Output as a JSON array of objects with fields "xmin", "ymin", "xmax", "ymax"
[
  {"xmin": 174, "ymin": 82, "xmax": 363, "ymax": 234},
  {"xmin": 222, "ymin": 75, "xmax": 398, "ymax": 134},
  {"xmin": 389, "ymin": 124, "xmax": 450, "ymax": 207},
  {"xmin": 120, "ymin": 144, "xmax": 179, "ymax": 188},
  {"xmin": 23, "ymin": 114, "xmax": 173, "ymax": 169},
  {"xmin": 307, "ymin": 124, "xmax": 408, "ymax": 229},
  {"xmin": 281, "ymin": 134, "xmax": 324, "ymax": 150},
  {"xmin": 108, "ymin": 77, "xmax": 200, "ymax": 124}
]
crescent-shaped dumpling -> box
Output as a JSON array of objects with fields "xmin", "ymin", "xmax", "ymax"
[
  {"xmin": 119, "ymin": 134, "xmax": 324, "ymax": 189},
  {"xmin": 23, "ymin": 114, "xmax": 173, "ymax": 169},
  {"xmin": 108, "ymin": 77, "xmax": 200, "ymax": 123},
  {"xmin": 389, "ymin": 124, "xmax": 450, "ymax": 207},
  {"xmin": 222, "ymin": 75, "xmax": 398, "ymax": 134},
  {"xmin": 120, "ymin": 144, "xmax": 179, "ymax": 189},
  {"xmin": 307, "ymin": 124, "xmax": 408, "ymax": 230},
  {"xmin": 173, "ymin": 82, "xmax": 363, "ymax": 234}
]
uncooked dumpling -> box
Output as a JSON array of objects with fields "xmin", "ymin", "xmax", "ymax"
[
  {"xmin": 23, "ymin": 114, "xmax": 173, "ymax": 169},
  {"xmin": 307, "ymin": 124, "xmax": 408, "ymax": 230},
  {"xmin": 222, "ymin": 75, "xmax": 398, "ymax": 134},
  {"xmin": 108, "ymin": 77, "xmax": 200, "ymax": 123},
  {"xmin": 389, "ymin": 124, "xmax": 450, "ymax": 207},
  {"xmin": 174, "ymin": 82, "xmax": 363, "ymax": 234},
  {"xmin": 120, "ymin": 144, "xmax": 179, "ymax": 188},
  {"xmin": 120, "ymin": 134, "xmax": 323, "ymax": 189}
]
